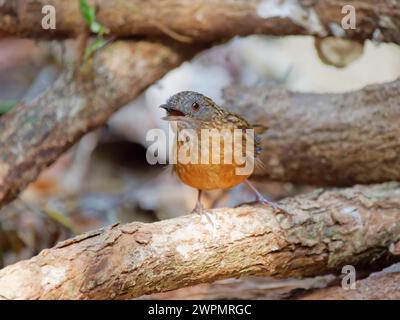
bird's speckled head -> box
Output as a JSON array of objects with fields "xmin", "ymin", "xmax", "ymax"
[{"xmin": 160, "ymin": 91, "xmax": 220, "ymax": 122}]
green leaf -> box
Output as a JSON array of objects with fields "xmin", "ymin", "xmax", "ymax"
[
  {"xmin": 90, "ymin": 21, "xmax": 101, "ymax": 33},
  {"xmin": 79, "ymin": 0, "xmax": 110, "ymax": 60},
  {"xmin": 79, "ymin": 0, "xmax": 109, "ymax": 35},
  {"xmin": 84, "ymin": 38, "xmax": 107, "ymax": 60},
  {"xmin": 0, "ymin": 100, "xmax": 17, "ymax": 115},
  {"xmin": 97, "ymin": 24, "xmax": 109, "ymax": 36},
  {"xmin": 79, "ymin": 0, "xmax": 96, "ymax": 27}
]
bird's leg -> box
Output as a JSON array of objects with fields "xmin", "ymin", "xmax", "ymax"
[
  {"xmin": 191, "ymin": 189, "xmax": 204, "ymax": 213},
  {"xmin": 245, "ymin": 180, "xmax": 282, "ymax": 212},
  {"xmin": 191, "ymin": 190, "xmax": 214, "ymax": 226}
]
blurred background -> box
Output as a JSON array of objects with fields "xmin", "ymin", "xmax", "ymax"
[{"xmin": 0, "ymin": 35, "xmax": 399, "ymax": 294}]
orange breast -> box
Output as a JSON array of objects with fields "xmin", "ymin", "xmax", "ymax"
[
  {"xmin": 173, "ymin": 126, "xmax": 255, "ymax": 190},
  {"xmin": 174, "ymin": 163, "xmax": 250, "ymax": 190}
]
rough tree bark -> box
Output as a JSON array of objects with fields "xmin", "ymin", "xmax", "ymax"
[
  {"xmin": 0, "ymin": 182, "xmax": 399, "ymax": 300},
  {"xmin": 1, "ymin": 0, "xmax": 399, "ymax": 44},
  {"xmin": 0, "ymin": 40, "xmax": 200, "ymax": 208},
  {"xmin": 224, "ymin": 79, "xmax": 400, "ymax": 186}
]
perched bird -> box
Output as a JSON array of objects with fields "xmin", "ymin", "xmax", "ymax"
[{"xmin": 160, "ymin": 91, "xmax": 276, "ymax": 219}]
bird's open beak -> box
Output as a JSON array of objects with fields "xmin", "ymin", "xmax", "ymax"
[
  {"xmin": 160, "ymin": 104, "xmax": 185, "ymax": 120},
  {"xmin": 160, "ymin": 104, "xmax": 169, "ymax": 111}
]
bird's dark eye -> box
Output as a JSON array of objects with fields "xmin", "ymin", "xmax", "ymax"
[{"xmin": 191, "ymin": 102, "xmax": 200, "ymax": 111}]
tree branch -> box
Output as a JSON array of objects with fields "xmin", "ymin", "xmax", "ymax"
[
  {"xmin": 0, "ymin": 39, "xmax": 200, "ymax": 208},
  {"xmin": 141, "ymin": 276, "xmax": 335, "ymax": 300},
  {"xmin": 1, "ymin": 1, "xmax": 399, "ymax": 44},
  {"xmin": 0, "ymin": 182, "xmax": 399, "ymax": 299},
  {"xmin": 224, "ymin": 79, "xmax": 400, "ymax": 186}
]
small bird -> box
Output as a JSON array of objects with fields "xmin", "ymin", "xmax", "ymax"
[{"xmin": 160, "ymin": 91, "xmax": 277, "ymax": 219}]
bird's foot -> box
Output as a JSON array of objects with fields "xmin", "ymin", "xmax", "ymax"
[
  {"xmin": 255, "ymin": 194, "xmax": 283, "ymax": 213},
  {"xmin": 244, "ymin": 180, "xmax": 283, "ymax": 213},
  {"xmin": 191, "ymin": 202, "xmax": 214, "ymax": 227}
]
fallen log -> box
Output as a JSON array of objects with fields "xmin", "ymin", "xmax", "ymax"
[
  {"xmin": 0, "ymin": 182, "xmax": 399, "ymax": 299},
  {"xmin": 0, "ymin": 39, "xmax": 200, "ymax": 208},
  {"xmin": 1, "ymin": 0, "xmax": 399, "ymax": 44},
  {"xmin": 224, "ymin": 79, "xmax": 400, "ymax": 185}
]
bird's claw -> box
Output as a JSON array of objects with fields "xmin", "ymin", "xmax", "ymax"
[
  {"xmin": 191, "ymin": 202, "xmax": 214, "ymax": 227},
  {"xmin": 245, "ymin": 180, "xmax": 283, "ymax": 213},
  {"xmin": 256, "ymin": 195, "xmax": 283, "ymax": 213}
]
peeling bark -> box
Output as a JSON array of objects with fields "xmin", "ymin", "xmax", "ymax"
[
  {"xmin": 223, "ymin": 79, "xmax": 400, "ymax": 186},
  {"xmin": 1, "ymin": 1, "xmax": 399, "ymax": 44},
  {"xmin": 0, "ymin": 40, "xmax": 200, "ymax": 208},
  {"xmin": 0, "ymin": 182, "xmax": 399, "ymax": 300}
]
